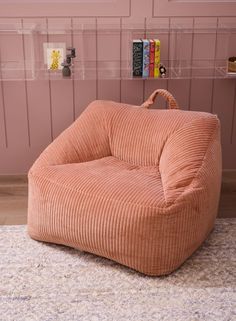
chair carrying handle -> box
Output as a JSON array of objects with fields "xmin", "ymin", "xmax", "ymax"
[{"xmin": 141, "ymin": 89, "xmax": 180, "ymax": 110}]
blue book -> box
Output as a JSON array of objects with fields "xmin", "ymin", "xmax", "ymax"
[{"xmin": 142, "ymin": 39, "xmax": 150, "ymax": 78}]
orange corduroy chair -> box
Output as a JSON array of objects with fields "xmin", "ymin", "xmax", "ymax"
[{"xmin": 28, "ymin": 89, "xmax": 222, "ymax": 276}]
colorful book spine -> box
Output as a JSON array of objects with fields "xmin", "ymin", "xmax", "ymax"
[
  {"xmin": 142, "ymin": 39, "xmax": 150, "ymax": 78},
  {"xmin": 154, "ymin": 39, "xmax": 161, "ymax": 78},
  {"xmin": 149, "ymin": 39, "xmax": 155, "ymax": 77},
  {"xmin": 132, "ymin": 40, "xmax": 143, "ymax": 77}
]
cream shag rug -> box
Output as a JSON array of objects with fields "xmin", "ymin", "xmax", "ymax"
[{"xmin": 0, "ymin": 219, "xmax": 235, "ymax": 321}]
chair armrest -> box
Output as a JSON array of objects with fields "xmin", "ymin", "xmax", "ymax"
[
  {"xmin": 30, "ymin": 101, "xmax": 111, "ymax": 174},
  {"xmin": 159, "ymin": 115, "xmax": 221, "ymax": 205}
]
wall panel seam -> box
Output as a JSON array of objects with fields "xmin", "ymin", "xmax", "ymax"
[
  {"xmin": 230, "ymin": 81, "xmax": 236, "ymax": 144},
  {"xmin": 46, "ymin": 17, "xmax": 54, "ymax": 142},
  {"xmin": 0, "ymin": 39, "xmax": 7, "ymax": 147},
  {"xmin": 210, "ymin": 17, "xmax": 219, "ymax": 114},
  {"xmin": 95, "ymin": 18, "xmax": 98, "ymax": 100},
  {"xmin": 188, "ymin": 17, "xmax": 195, "ymax": 111},
  {"xmin": 21, "ymin": 19, "xmax": 31, "ymax": 147},
  {"xmin": 71, "ymin": 17, "xmax": 76, "ymax": 121},
  {"xmin": 128, "ymin": 0, "xmax": 131, "ymax": 17},
  {"xmin": 166, "ymin": 17, "xmax": 171, "ymax": 93},
  {"xmin": 119, "ymin": 17, "xmax": 122, "ymax": 103},
  {"xmin": 0, "ymin": 81, "xmax": 7, "ymax": 148}
]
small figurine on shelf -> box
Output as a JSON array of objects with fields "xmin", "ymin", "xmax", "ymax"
[
  {"xmin": 61, "ymin": 47, "xmax": 76, "ymax": 78},
  {"xmin": 61, "ymin": 60, "xmax": 71, "ymax": 77},
  {"xmin": 66, "ymin": 47, "xmax": 76, "ymax": 65},
  {"xmin": 159, "ymin": 64, "xmax": 166, "ymax": 78},
  {"xmin": 67, "ymin": 47, "xmax": 76, "ymax": 59}
]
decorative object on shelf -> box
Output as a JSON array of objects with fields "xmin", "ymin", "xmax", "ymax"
[
  {"xmin": 159, "ymin": 64, "xmax": 166, "ymax": 78},
  {"xmin": 67, "ymin": 47, "xmax": 76, "ymax": 59},
  {"xmin": 49, "ymin": 50, "xmax": 62, "ymax": 70},
  {"xmin": 43, "ymin": 42, "xmax": 66, "ymax": 71},
  {"xmin": 228, "ymin": 57, "xmax": 236, "ymax": 73},
  {"xmin": 61, "ymin": 60, "xmax": 71, "ymax": 77},
  {"xmin": 61, "ymin": 47, "xmax": 76, "ymax": 78},
  {"xmin": 132, "ymin": 39, "xmax": 161, "ymax": 78},
  {"xmin": 66, "ymin": 47, "xmax": 76, "ymax": 65}
]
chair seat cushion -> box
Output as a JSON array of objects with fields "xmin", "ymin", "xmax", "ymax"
[{"xmin": 39, "ymin": 156, "xmax": 165, "ymax": 208}]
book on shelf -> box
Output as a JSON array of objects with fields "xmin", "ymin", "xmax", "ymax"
[
  {"xmin": 132, "ymin": 40, "xmax": 143, "ymax": 77},
  {"xmin": 149, "ymin": 39, "xmax": 155, "ymax": 77},
  {"xmin": 154, "ymin": 39, "xmax": 160, "ymax": 78},
  {"xmin": 132, "ymin": 39, "xmax": 161, "ymax": 78},
  {"xmin": 142, "ymin": 39, "xmax": 150, "ymax": 78}
]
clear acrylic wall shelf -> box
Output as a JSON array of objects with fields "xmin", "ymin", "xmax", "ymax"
[
  {"xmin": 0, "ymin": 23, "xmax": 37, "ymax": 81},
  {"xmin": 0, "ymin": 21, "xmax": 236, "ymax": 81}
]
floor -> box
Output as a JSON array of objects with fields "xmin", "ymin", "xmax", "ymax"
[
  {"xmin": 1, "ymin": 220, "xmax": 235, "ymax": 321},
  {"xmin": 0, "ymin": 173, "xmax": 235, "ymax": 225},
  {"xmin": 0, "ymin": 176, "xmax": 28, "ymax": 225}
]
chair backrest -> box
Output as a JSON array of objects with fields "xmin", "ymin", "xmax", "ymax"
[{"xmin": 103, "ymin": 89, "xmax": 219, "ymax": 167}]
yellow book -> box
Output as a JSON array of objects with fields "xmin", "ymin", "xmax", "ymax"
[{"xmin": 154, "ymin": 39, "xmax": 160, "ymax": 78}]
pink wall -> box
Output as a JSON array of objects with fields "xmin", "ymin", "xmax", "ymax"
[{"xmin": 0, "ymin": 0, "xmax": 236, "ymax": 173}]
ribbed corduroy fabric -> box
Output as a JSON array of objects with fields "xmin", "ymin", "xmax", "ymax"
[{"xmin": 28, "ymin": 91, "xmax": 222, "ymax": 276}]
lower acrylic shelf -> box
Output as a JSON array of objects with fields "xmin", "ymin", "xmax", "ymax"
[{"xmin": 1, "ymin": 60, "xmax": 236, "ymax": 81}]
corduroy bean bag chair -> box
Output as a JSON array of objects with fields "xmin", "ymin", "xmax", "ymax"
[{"xmin": 28, "ymin": 89, "xmax": 222, "ymax": 276}]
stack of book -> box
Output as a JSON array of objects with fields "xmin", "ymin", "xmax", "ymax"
[{"xmin": 132, "ymin": 39, "xmax": 160, "ymax": 78}]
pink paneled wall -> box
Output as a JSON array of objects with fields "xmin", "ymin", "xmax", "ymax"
[{"xmin": 0, "ymin": 0, "xmax": 236, "ymax": 173}]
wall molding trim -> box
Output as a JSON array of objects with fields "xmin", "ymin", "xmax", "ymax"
[
  {"xmin": 0, "ymin": 0, "xmax": 131, "ymax": 17},
  {"xmin": 153, "ymin": 0, "xmax": 236, "ymax": 17}
]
